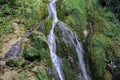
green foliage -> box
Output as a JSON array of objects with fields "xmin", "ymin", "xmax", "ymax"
[
  {"xmin": 99, "ymin": 0, "xmax": 120, "ymax": 19},
  {"xmin": 57, "ymin": 0, "xmax": 87, "ymax": 40},
  {"xmin": 86, "ymin": 1, "xmax": 120, "ymax": 80},
  {"xmin": 112, "ymin": 41, "xmax": 120, "ymax": 58},
  {"xmin": 23, "ymin": 49, "xmax": 40, "ymax": 61},
  {"xmin": 0, "ymin": 0, "xmax": 48, "ymax": 43},
  {"xmin": 0, "ymin": 17, "xmax": 13, "ymax": 37},
  {"xmin": 90, "ymin": 33, "xmax": 112, "ymax": 79},
  {"xmin": 62, "ymin": 59, "xmax": 77, "ymax": 80},
  {"xmin": 0, "ymin": 0, "xmax": 120, "ymax": 80},
  {"xmin": 38, "ymin": 0, "xmax": 48, "ymax": 20},
  {"xmin": 54, "ymin": 26, "xmax": 80, "ymax": 80},
  {"xmin": 57, "ymin": 0, "xmax": 87, "ymax": 28},
  {"xmin": 15, "ymin": 0, "xmax": 47, "ymax": 28},
  {"xmin": 6, "ymin": 58, "xmax": 26, "ymax": 67},
  {"xmin": 0, "ymin": 53, "xmax": 2, "ymax": 60},
  {"xmin": 12, "ymin": 72, "xmax": 28, "ymax": 80},
  {"xmin": 0, "ymin": 0, "xmax": 49, "ymax": 62},
  {"xmin": 90, "ymin": 9, "xmax": 120, "ymax": 40},
  {"xmin": 102, "ymin": 22, "xmax": 120, "ymax": 39},
  {"xmin": 23, "ymin": 31, "xmax": 50, "ymax": 61},
  {"xmin": 34, "ymin": 68, "xmax": 49, "ymax": 80},
  {"xmin": 0, "ymin": 0, "xmax": 17, "ymax": 16},
  {"xmin": 44, "ymin": 19, "xmax": 52, "ymax": 36},
  {"xmin": 91, "ymin": 33, "xmax": 112, "ymax": 48}
]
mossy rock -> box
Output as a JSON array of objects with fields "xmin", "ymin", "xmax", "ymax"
[
  {"xmin": 44, "ymin": 18, "xmax": 52, "ymax": 36},
  {"xmin": 34, "ymin": 67, "xmax": 50, "ymax": 80},
  {"xmin": 23, "ymin": 31, "xmax": 50, "ymax": 61},
  {"xmin": 6, "ymin": 58, "xmax": 26, "ymax": 67},
  {"xmin": 90, "ymin": 33, "xmax": 113, "ymax": 80},
  {"xmin": 37, "ymin": 0, "xmax": 48, "ymax": 20},
  {"xmin": 112, "ymin": 41, "xmax": 120, "ymax": 58},
  {"xmin": 23, "ymin": 49, "xmax": 40, "ymax": 61},
  {"xmin": 62, "ymin": 58, "xmax": 78, "ymax": 80},
  {"xmin": 54, "ymin": 25, "xmax": 81, "ymax": 80}
]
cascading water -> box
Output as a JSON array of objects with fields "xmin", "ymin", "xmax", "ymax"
[
  {"xmin": 47, "ymin": 0, "xmax": 65, "ymax": 80},
  {"xmin": 58, "ymin": 22, "xmax": 90, "ymax": 80},
  {"xmin": 47, "ymin": 0, "xmax": 90, "ymax": 80}
]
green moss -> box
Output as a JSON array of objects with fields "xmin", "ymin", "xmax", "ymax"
[
  {"xmin": 86, "ymin": 1, "xmax": 120, "ymax": 79},
  {"xmin": 56, "ymin": 0, "xmax": 87, "ymax": 40},
  {"xmin": 62, "ymin": 58, "xmax": 77, "ymax": 80},
  {"xmin": 92, "ymin": 11, "xmax": 120, "ymax": 40},
  {"xmin": 112, "ymin": 41, "xmax": 120, "ymax": 58},
  {"xmin": 0, "ymin": 0, "xmax": 48, "ymax": 45},
  {"xmin": 0, "ymin": 53, "xmax": 2, "ymax": 60},
  {"xmin": 23, "ymin": 49, "xmax": 40, "ymax": 61},
  {"xmin": 23, "ymin": 31, "xmax": 50, "ymax": 61},
  {"xmin": 12, "ymin": 72, "xmax": 28, "ymax": 80},
  {"xmin": 6, "ymin": 58, "xmax": 26, "ymax": 67},
  {"xmin": 54, "ymin": 27, "xmax": 68, "ymax": 57},
  {"xmin": 30, "ymin": 32, "xmax": 50, "ymax": 60},
  {"xmin": 0, "ymin": 17, "xmax": 13, "ymax": 37},
  {"xmin": 91, "ymin": 33, "xmax": 112, "ymax": 49},
  {"xmin": 54, "ymin": 26, "xmax": 80, "ymax": 80},
  {"xmin": 44, "ymin": 18, "xmax": 52, "ymax": 36},
  {"xmin": 24, "ymin": 32, "xmax": 50, "ymax": 60},
  {"xmin": 22, "ymin": 31, "xmax": 52, "ymax": 70},
  {"xmin": 34, "ymin": 68, "xmax": 49, "ymax": 80},
  {"xmin": 90, "ymin": 33, "xmax": 113, "ymax": 79},
  {"xmin": 10, "ymin": 65, "xmax": 52, "ymax": 80},
  {"xmin": 103, "ymin": 71, "xmax": 112, "ymax": 80},
  {"xmin": 38, "ymin": 0, "xmax": 48, "ymax": 20}
]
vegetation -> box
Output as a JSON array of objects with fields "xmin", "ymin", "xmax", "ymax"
[
  {"xmin": 99, "ymin": 0, "xmax": 120, "ymax": 20},
  {"xmin": 56, "ymin": 0, "xmax": 120, "ymax": 80},
  {"xmin": 23, "ymin": 31, "xmax": 50, "ymax": 61},
  {"xmin": 6, "ymin": 58, "xmax": 26, "ymax": 67},
  {"xmin": 0, "ymin": 0, "xmax": 48, "ymax": 42},
  {"xmin": 0, "ymin": 0, "xmax": 120, "ymax": 80},
  {"xmin": 34, "ymin": 68, "xmax": 49, "ymax": 80}
]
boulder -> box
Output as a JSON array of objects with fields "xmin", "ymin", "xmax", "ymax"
[{"xmin": 107, "ymin": 58, "xmax": 120, "ymax": 80}]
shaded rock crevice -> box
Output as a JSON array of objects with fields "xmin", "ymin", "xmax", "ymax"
[{"xmin": 107, "ymin": 57, "xmax": 120, "ymax": 80}]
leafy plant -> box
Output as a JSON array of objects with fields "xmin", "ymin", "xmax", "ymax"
[{"xmin": 99, "ymin": 0, "xmax": 120, "ymax": 20}]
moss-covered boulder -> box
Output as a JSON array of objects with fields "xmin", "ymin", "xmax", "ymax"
[
  {"xmin": 90, "ymin": 33, "xmax": 112, "ymax": 80},
  {"xmin": 107, "ymin": 57, "xmax": 120, "ymax": 80},
  {"xmin": 23, "ymin": 31, "xmax": 50, "ymax": 61},
  {"xmin": 33, "ymin": 66, "xmax": 50, "ymax": 80}
]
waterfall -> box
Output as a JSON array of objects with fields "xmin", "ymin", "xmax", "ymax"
[
  {"xmin": 58, "ymin": 22, "xmax": 90, "ymax": 80},
  {"xmin": 47, "ymin": 0, "xmax": 90, "ymax": 80},
  {"xmin": 47, "ymin": 0, "xmax": 65, "ymax": 80}
]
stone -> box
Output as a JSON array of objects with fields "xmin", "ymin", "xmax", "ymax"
[{"xmin": 107, "ymin": 57, "xmax": 120, "ymax": 80}]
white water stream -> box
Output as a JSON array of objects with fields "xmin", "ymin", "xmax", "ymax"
[
  {"xmin": 47, "ymin": 0, "xmax": 90, "ymax": 80},
  {"xmin": 47, "ymin": 0, "xmax": 65, "ymax": 80}
]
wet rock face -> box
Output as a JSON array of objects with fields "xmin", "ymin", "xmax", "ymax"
[
  {"xmin": 107, "ymin": 58, "xmax": 120, "ymax": 80},
  {"xmin": 4, "ymin": 39, "xmax": 23, "ymax": 59}
]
